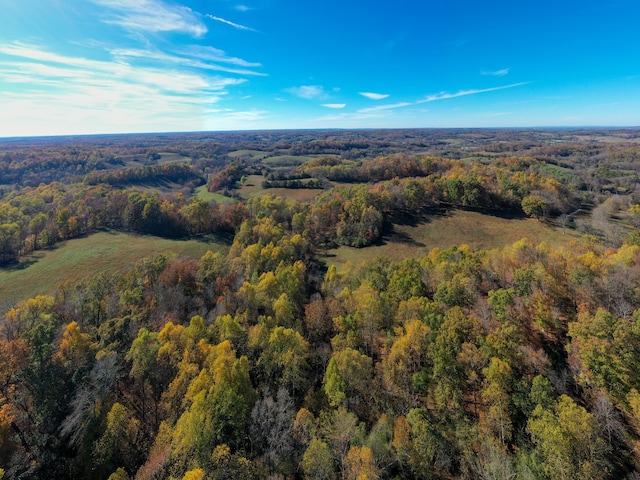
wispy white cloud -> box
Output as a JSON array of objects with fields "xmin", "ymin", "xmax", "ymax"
[
  {"xmin": 287, "ymin": 85, "xmax": 326, "ymax": 100},
  {"xmin": 110, "ymin": 47, "xmax": 265, "ymax": 76},
  {"xmin": 0, "ymin": 42, "xmax": 244, "ymax": 95},
  {"xmin": 481, "ymin": 68, "xmax": 510, "ymax": 76},
  {"xmin": 90, "ymin": 0, "xmax": 207, "ymax": 37},
  {"xmin": 358, "ymin": 102, "xmax": 411, "ymax": 113},
  {"xmin": 308, "ymin": 111, "xmax": 396, "ymax": 128},
  {"xmin": 322, "ymin": 103, "xmax": 346, "ymax": 109},
  {"xmin": 235, "ymin": 5, "xmax": 251, "ymax": 12},
  {"xmin": 214, "ymin": 109, "xmax": 267, "ymax": 123},
  {"xmin": 0, "ymin": 41, "xmax": 250, "ymax": 136},
  {"xmin": 359, "ymin": 91, "xmax": 389, "ymax": 100},
  {"xmin": 206, "ymin": 14, "xmax": 258, "ymax": 32},
  {"xmin": 0, "ymin": 42, "xmax": 114, "ymax": 71},
  {"xmin": 178, "ymin": 45, "xmax": 261, "ymax": 68},
  {"xmin": 418, "ymin": 82, "xmax": 529, "ymax": 103}
]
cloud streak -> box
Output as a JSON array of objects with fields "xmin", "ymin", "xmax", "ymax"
[
  {"xmin": 359, "ymin": 91, "xmax": 389, "ymax": 100},
  {"xmin": 206, "ymin": 14, "xmax": 258, "ymax": 32},
  {"xmin": 0, "ymin": 41, "xmax": 252, "ymax": 136},
  {"xmin": 481, "ymin": 68, "xmax": 510, "ymax": 76},
  {"xmin": 90, "ymin": 0, "xmax": 207, "ymax": 36},
  {"xmin": 110, "ymin": 47, "xmax": 265, "ymax": 76},
  {"xmin": 358, "ymin": 102, "xmax": 411, "ymax": 113},
  {"xmin": 0, "ymin": 42, "xmax": 245, "ymax": 94},
  {"xmin": 418, "ymin": 82, "xmax": 529, "ymax": 103},
  {"xmin": 322, "ymin": 103, "xmax": 346, "ymax": 109}
]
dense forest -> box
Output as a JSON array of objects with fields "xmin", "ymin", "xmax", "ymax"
[{"xmin": 3, "ymin": 129, "xmax": 640, "ymax": 479}]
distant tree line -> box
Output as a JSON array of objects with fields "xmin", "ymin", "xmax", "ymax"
[{"xmin": 84, "ymin": 163, "xmax": 199, "ymax": 187}]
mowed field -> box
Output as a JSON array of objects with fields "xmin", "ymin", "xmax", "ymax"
[
  {"xmin": 194, "ymin": 185, "xmax": 237, "ymax": 204},
  {"xmin": 237, "ymin": 175, "xmax": 324, "ymax": 202},
  {"xmin": 0, "ymin": 231, "xmax": 228, "ymax": 307},
  {"xmin": 324, "ymin": 209, "xmax": 579, "ymax": 269}
]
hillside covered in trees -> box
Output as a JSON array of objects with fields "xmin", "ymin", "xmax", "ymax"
[{"xmin": 3, "ymin": 129, "xmax": 640, "ymax": 479}]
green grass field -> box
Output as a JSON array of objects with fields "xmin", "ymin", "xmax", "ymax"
[
  {"xmin": 194, "ymin": 185, "xmax": 237, "ymax": 203},
  {"xmin": 237, "ymin": 175, "xmax": 324, "ymax": 202},
  {"xmin": 262, "ymin": 154, "xmax": 313, "ymax": 167},
  {"xmin": 228, "ymin": 150, "xmax": 271, "ymax": 159},
  {"xmin": 156, "ymin": 152, "xmax": 191, "ymax": 163},
  {"xmin": 0, "ymin": 231, "xmax": 229, "ymax": 307},
  {"xmin": 323, "ymin": 209, "xmax": 579, "ymax": 270}
]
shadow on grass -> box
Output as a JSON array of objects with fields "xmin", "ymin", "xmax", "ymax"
[
  {"xmin": 192, "ymin": 231, "xmax": 235, "ymax": 245},
  {"xmin": 0, "ymin": 253, "xmax": 44, "ymax": 272},
  {"xmin": 390, "ymin": 207, "xmax": 452, "ymax": 227},
  {"xmin": 381, "ymin": 228, "xmax": 426, "ymax": 247},
  {"xmin": 392, "ymin": 205, "xmax": 526, "ymax": 228}
]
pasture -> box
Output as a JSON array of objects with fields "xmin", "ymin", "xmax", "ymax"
[
  {"xmin": 0, "ymin": 231, "xmax": 228, "ymax": 307},
  {"xmin": 237, "ymin": 175, "xmax": 324, "ymax": 202},
  {"xmin": 194, "ymin": 185, "xmax": 237, "ymax": 203},
  {"xmin": 324, "ymin": 209, "xmax": 579, "ymax": 270}
]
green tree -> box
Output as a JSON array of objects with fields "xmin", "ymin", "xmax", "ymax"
[
  {"xmin": 29, "ymin": 212, "xmax": 48, "ymax": 249},
  {"xmin": 126, "ymin": 327, "xmax": 162, "ymax": 433},
  {"xmin": 210, "ymin": 444, "xmax": 256, "ymax": 480},
  {"xmin": 301, "ymin": 438, "xmax": 335, "ymax": 480},
  {"xmin": 323, "ymin": 348, "xmax": 372, "ymax": 415},
  {"xmin": 527, "ymin": 395, "xmax": 610, "ymax": 480},
  {"xmin": 482, "ymin": 357, "xmax": 513, "ymax": 444},
  {"xmin": 259, "ymin": 326, "xmax": 309, "ymax": 394},
  {"xmin": 0, "ymin": 222, "xmax": 20, "ymax": 263},
  {"xmin": 94, "ymin": 403, "xmax": 141, "ymax": 475},
  {"xmin": 429, "ymin": 307, "xmax": 476, "ymax": 412},
  {"xmin": 521, "ymin": 195, "xmax": 548, "ymax": 220}
]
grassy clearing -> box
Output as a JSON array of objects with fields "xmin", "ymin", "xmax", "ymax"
[
  {"xmin": 260, "ymin": 187, "xmax": 324, "ymax": 202},
  {"xmin": 137, "ymin": 180, "xmax": 192, "ymax": 197},
  {"xmin": 574, "ymin": 134, "xmax": 640, "ymax": 144},
  {"xmin": 535, "ymin": 163, "xmax": 581, "ymax": 183},
  {"xmin": 262, "ymin": 155, "xmax": 311, "ymax": 167},
  {"xmin": 0, "ymin": 231, "xmax": 229, "ymax": 307},
  {"xmin": 228, "ymin": 150, "xmax": 271, "ymax": 160},
  {"xmin": 156, "ymin": 152, "xmax": 191, "ymax": 163},
  {"xmin": 236, "ymin": 175, "xmax": 266, "ymax": 198},
  {"xmin": 194, "ymin": 185, "xmax": 237, "ymax": 204},
  {"xmin": 237, "ymin": 175, "xmax": 324, "ymax": 202},
  {"xmin": 323, "ymin": 209, "xmax": 580, "ymax": 270}
]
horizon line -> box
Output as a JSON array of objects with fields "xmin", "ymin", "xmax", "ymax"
[{"xmin": 1, "ymin": 125, "xmax": 639, "ymax": 141}]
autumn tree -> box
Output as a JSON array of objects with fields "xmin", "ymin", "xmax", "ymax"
[
  {"xmin": 521, "ymin": 195, "xmax": 548, "ymax": 220},
  {"xmin": 527, "ymin": 395, "xmax": 610, "ymax": 480},
  {"xmin": 324, "ymin": 348, "xmax": 373, "ymax": 417}
]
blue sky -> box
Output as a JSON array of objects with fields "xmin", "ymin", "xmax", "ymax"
[{"xmin": 1, "ymin": 0, "xmax": 640, "ymax": 136}]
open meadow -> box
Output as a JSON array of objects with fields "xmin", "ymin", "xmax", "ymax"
[
  {"xmin": 237, "ymin": 174, "xmax": 325, "ymax": 202},
  {"xmin": 0, "ymin": 230, "xmax": 228, "ymax": 307},
  {"xmin": 324, "ymin": 209, "xmax": 580, "ymax": 270}
]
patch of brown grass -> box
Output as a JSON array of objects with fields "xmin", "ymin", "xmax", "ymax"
[{"xmin": 324, "ymin": 209, "xmax": 578, "ymax": 270}]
